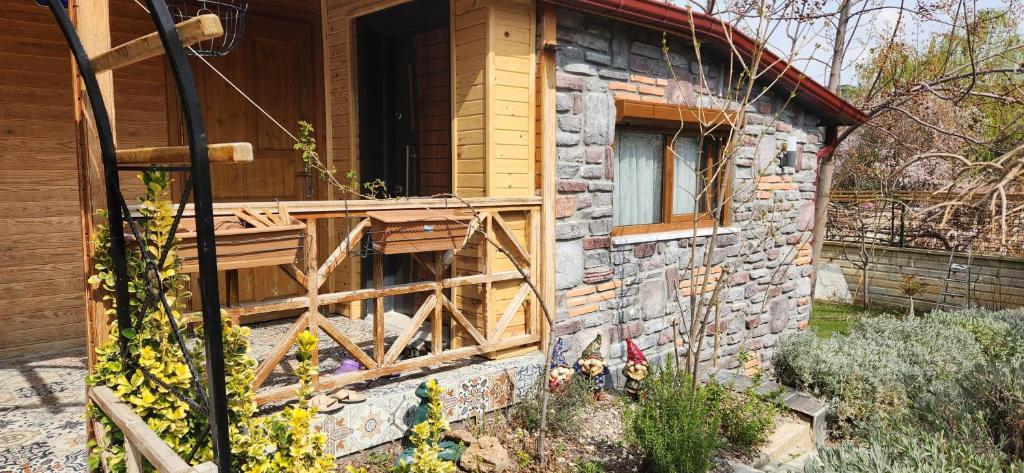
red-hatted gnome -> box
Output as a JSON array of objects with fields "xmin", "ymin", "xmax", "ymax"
[
  {"xmin": 547, "ymin": 337, "xmax": 574, "ymax": 393},
  {"xmin": 575, "ymin": 334, "xmax": 609, "ymax": 397},
  {"xmin": 622, "ymin": 339, "xmax": 650, "ymax": 399}
]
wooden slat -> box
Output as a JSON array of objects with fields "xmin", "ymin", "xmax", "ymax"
[
  {"xmin": 317, "ymin": 313, "xmax": 377, "ymax": 370},
  {"xmin": 490, "ymin": 283, "xmax": 530, "ymax": 341},
  {"xmin": 115, "ymin": 142, "xmax": 253, "ymax": 165},
  {"xmin": 382, "ymin": 294, "xmax": 436, "ymax": 366},
  {"xmin": 317, "ymin": 271, "xmax": 523, "ymax": 305},
  {"xmin": 89, "ymin": 386, "xmax": 205, "ymax": 473},
  {"xmin": 440, "ymin": 293, "xmax": 487, "ymax": 346},
  {"xmin": 279, "ymin": 263, "xmax": 308, "ymax": 287},
  {"xmin": 253, "ymin": 312, "xmax": 309, "ymax": 390},
  {"xmin": 316, "ymin": 217, "xmax": 369, "ymax": 282},
  {"xmin": 255, "ymin": 333, "xmax": 540, "ymax": 405},
  {"xmin": 91, "ymin": 14, "xmax": 224, "ymax": 73},
  {"xmin": 491, "ymin": 212, "xmax": 531, "ymax": 268},
  {"xmin": 130, "ymin": 197, "xmax": 542, "ymax": 218}
]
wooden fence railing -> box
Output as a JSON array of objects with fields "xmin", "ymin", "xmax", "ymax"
[
  {"xmin": 90, "ymin": 386, "xmax": 217, "ymax": 473},
  {"xmin": 146, "ymin": 196, "xmax": 544, "ymax": 405}
]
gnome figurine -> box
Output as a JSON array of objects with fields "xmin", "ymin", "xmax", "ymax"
[
  {"xmin": 548, "ymin": 337, "xmax": 574, "ymax": 392},
  {"xmin": 622, "ymin": 339, "xmax": 650, "ymax": 399},
  {"xmin": 574, "ymin": 334, "xmax": 610, "ymax": 397}
]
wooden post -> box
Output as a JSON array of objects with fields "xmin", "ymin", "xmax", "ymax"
[
  {"xmin": 538, "ymin": 4, "xmax": 557, "ymax": 354},
  {"xmin": 305, "ymin": 219, "xmax": 320, "ymax": 384},
  {"xmin": 373, "ymin": 252, "xmax": 385, "ymax": 364},
  {"xmin": 433, "ymin": 252, "xmax": 444, "ymax": 355},
  {"xmin": 73, "ymin": 0, "xmax": 113, "ymax": 454},
  {"xmin": 73, "ymin": 0, "xmax": 115, "ymax": 371}
]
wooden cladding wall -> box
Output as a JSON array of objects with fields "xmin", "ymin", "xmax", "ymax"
[
  {"xmin": 0, "ymin": 1, "xmax": 84, "ymax": 359},
  {"xmin": 453, "ymin": 0, "xmax": 488, "ymax": 197}
]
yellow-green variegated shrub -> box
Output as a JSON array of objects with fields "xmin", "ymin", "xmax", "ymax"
[{"xmin": 87, "ymin": 171, "xmax": 333, "ymax": 472}]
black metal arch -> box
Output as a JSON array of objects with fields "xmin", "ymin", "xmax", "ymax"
[{"xmin": 42, "ymin": 1, "xmax": 232, "ymax": 470}]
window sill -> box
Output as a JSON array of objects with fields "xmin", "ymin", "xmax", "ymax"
[{"xmin": 611, "ymin": 226, "xmax": 737, "ymax": 246}]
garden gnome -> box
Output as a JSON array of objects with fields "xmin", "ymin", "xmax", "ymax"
[
  {"xmin": 574, "ymin": 334, "xmax": 609, "ymax": 398},
  {"xmin": 622, "ymin": 339, "xmax": 650, "ymax": 399},
  {"xmin": 548, "ymin": 337, "xmax": 574, "ymax": 392}
]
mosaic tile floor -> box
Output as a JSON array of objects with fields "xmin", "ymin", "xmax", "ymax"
[
  {"xmin": 0, "ymin": 350, "xmax": 90, "ymax": 473},
  {"xmin": 0, "ymin": 314, "xmax": 541, "ymax": 472}
]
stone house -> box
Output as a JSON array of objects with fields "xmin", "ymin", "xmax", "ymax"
[{"xmin": 545, "ymin": 1, "xmax": 866, "ymax": 381}]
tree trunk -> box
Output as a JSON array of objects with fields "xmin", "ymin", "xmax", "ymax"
[{"xmin": 808, "ymin": 0, "xmax": 851, "ymax": 313}]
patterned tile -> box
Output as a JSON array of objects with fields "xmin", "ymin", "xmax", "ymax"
[{"xmin": 0, "ymin": 351, "xmax": 89, "ymax": 473}]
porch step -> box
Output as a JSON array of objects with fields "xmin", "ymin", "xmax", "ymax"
[
  {"xmin": 116, "ymin": 142, "xmax": 253, "ymax": 165},
  {"xmin": 91, "ymin": 14, "xmax": 223, "ymax": 73},
  {"xmin": 751, "ymin": 419, "xmax": 814, "ymax": 469}
]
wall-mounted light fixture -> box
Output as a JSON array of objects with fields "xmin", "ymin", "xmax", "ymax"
[{"xmin": 781, "ymin": 136, "xmax": 799, "ymax": 170}]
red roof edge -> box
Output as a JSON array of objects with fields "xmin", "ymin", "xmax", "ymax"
[{"xmin": 548, "ymin": 0, "xmax": 869, "ymax": 126}]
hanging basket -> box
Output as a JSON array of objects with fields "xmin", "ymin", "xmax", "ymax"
[{"xmin": 167, "ymin": 0, "xmax": 247, "ymax": 57}]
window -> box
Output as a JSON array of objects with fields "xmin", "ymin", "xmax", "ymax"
[{"xmin": 612, "ymin": 129, "xmax": 727, "ymax": 235}]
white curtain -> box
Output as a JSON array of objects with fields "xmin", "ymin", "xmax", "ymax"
[
  {"xmin": 671, "ymin": 136, "xmax": 701, "ymax": 215},
  {"xmin": 614, "ymin": 132, "xmax": 663, "ymax": 226}
]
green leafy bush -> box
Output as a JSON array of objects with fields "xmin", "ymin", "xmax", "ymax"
[
  {"xmin": 773, "ymin": 314, "xmax": 986, "ymax": 437},
  {"xmin": 510, "ymin": 376, "xmax": 595, "ymax": 434},
  {"xmin": 808, "ymin": 383, "xmax": 1024, "ymax": 473},
  {"xmin": 623, "ymin": 360, "xmax": 722, "ymax": 473},
  {"xmin": 717, "ymin": 386, "xmax": 780, "ymax": 453},
  {"xmin": 958, "ymin": 356, "xmax": 1024, "ymax": 460},
  {"xmin": 87, "ymin": 172, "xmax": 334, "ymax": 472}
]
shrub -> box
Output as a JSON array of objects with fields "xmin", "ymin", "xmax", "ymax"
[
  {"xmin": 958, "ymin": 356, "xmax": 1024, "ymax": 460},
  {"xmin": 510, "ymin": 375, "xmax": 594, "ymax": 434},
  {"xmin": 624, "ymin": 360, "xmax": 722, "ymax": 473},
  {"xmin": 87, "ymin": 171, "xmax": 333, "ymax": 472},
  {"xmin": 717, "ymin": 386, "xmax": 780, "ymax": 453},
  {"xmin": 395, "ymin": 380, "xmax": 456, "ymax": 473},
  {"xmin": 773, "ymin": 314, "xmax": 986, "ymax": 437},
  {"xmin": 934, "ymin": 309, "xmax": 1024, "ymax": 361}
]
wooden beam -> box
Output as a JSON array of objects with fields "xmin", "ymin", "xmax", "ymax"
[
  {"xmin": 373, "ymin": 253, "xmax": 384, "ymax": 364},
  {"xmin": 304, "ymin": 219, "xmax": 319, "ymax": 382},
  {"xmin": 491, "ymin": 283, "xmax": 530, "ymax": 341},
  {"xmin": 91, "ymin": 14, "xmax": 224, "ymax": 73},
  {"xmin": 89, "ymin": 386, "xmax": 204, "ymax": 473},
  {"xmin": 317, "ymin": 313, "xmax": 377, "ymax": 370},
  {"xmin": 440, "ymin": 293, "xmax": 487, "ymax": 346},
  {"xmin": 130, "ymin": 197, "xmax": 542, "ymax": 218},
  {"xmin": 115, "ymin": 142, "xmax": 253, "ymax": 165},
  {"xmin": 491, "ymin": 212, "xmax": 531, "ymax": 269},
  {"xmin": 316, "ymin": 218, "xmax": 369, "ymax": 283},
  {"xmin": 253, "ymin": 312, "xmax": 309, "ymax": 390},
  {"xmin": 382, "ymin": 294, "xmax": 436, "ymax": 366},
  {"xmin": 317, "ymin": 271, "xmax": 523, "ymax": 305},
  {"xmin": 539, "ymin": 3, "xmax": 558, "ymax": 355},
  {"xmin": 255, "ymin": 334, "xmax": 540, "ymax": 405},
  {"xmin": 279, "ymin": 264, "xmax": 308, "ymax": 288}
]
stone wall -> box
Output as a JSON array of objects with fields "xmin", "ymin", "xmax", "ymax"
[
  {"xmin": 550, "ymin": 7, "xmax": 824, "ymax": 381},
  {"xmin": 822, "ymin": 242, "xmax": 1024, "ymax": 311}
]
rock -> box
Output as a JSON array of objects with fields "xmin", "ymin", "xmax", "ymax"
[
  {"xmin": 446, "ymin": 428, "xmax": 476, "ymax": 446},
  {"xmin": 815, "ymin": 263, "xmax": 853, "ymax": 303},
  {"xmin": 459, "ymin": 436, "xmax": 511, "ymax": 473},
  {"xmin": 556, "ymin": 241, "xmax": 585, "ymax": 289}
]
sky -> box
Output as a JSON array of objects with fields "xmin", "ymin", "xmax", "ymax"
[{"xmin": 674, "ymin": 0, "xmax": 1021, "ymax": 88}]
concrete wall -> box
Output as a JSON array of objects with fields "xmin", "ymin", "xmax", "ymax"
[
  {"xmin": 822, "ymin": 242, "xmax": 1024, "ymax": 311},
  {"xmin": 550, "ymin": 7, "xmax": 824, "ymax": 379}
]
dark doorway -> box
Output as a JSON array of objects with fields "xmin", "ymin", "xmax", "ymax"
[{"xmin": 356, "ymin": 0, "xmax": 451, "ymax": 315}]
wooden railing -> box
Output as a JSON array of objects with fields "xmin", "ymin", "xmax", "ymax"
[
  {"xmin": 157, "ymin": 196, "xmax": 544, "ymax": 405},
  {"xmin": 90, "ymin": 386, "xmax": 217, "ymax": 473}
]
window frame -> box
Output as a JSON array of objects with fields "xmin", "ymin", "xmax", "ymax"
[{"xmin": 610, "ymin": 101, "xmax": 734, "ymax": 237}]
